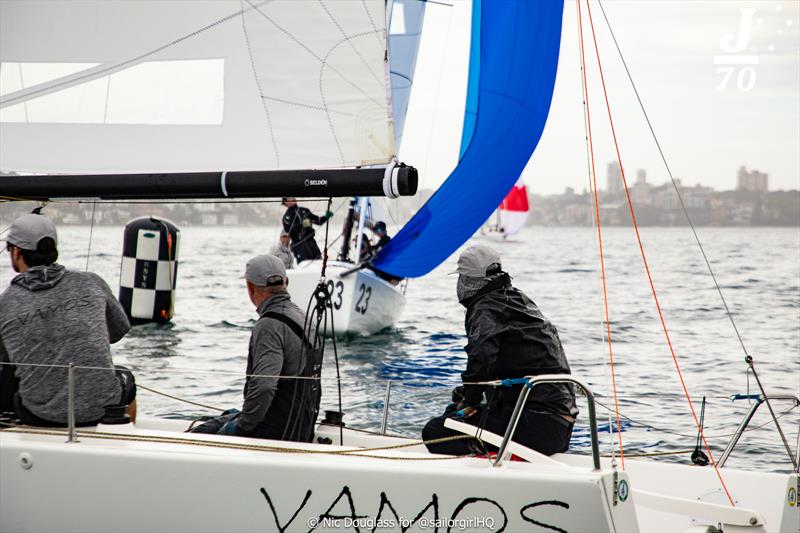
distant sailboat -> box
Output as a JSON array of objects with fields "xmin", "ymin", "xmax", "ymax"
[{"xmin": 483, "ymin": 178, "xmax": 530, "ymax": 239}]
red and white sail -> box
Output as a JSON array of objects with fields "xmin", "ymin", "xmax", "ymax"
[{"xmin": 497, "ymin": 179, "xmax": 529, "ymax": 236}]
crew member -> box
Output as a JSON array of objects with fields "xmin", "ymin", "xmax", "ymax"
[
  {"xmin": 270, "ymin": 230, "xmax": 294, "ymax": 270},
  {"xmin": 358, "ymin": 234, "xmax": 372, "ymax": 263},
  {"xmin": 422, "ymin": 245, "xmax": 577, "ymax": 456},
  {"xmin": 281, "ymin": 197, "xmax": 332, "ymax": 263},
  {"xmin": 371, "ymin": 221, "xmax": 391, "ymax": 251},
  {"xmin": 191, "ymin": 254, "xmax": 322, "ymax": 441},
  {"xmin": 367, "ymin": 221, "xmax": 401, "ymax": 285},
  {"xmin": 0, "ymin": 214, "xmax": 136, "ymax": 426}
]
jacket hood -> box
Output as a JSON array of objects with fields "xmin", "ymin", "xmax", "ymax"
[
  {"xmin": 459, "ymin": 272, "xmax": 511, "ymax": 308},
  {"xmin": 12, "ymin": 264, "xmax": 66, "ymax": 291}
]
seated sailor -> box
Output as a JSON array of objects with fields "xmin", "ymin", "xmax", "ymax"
[
  {"xmin": 269, "ymin": 230, "xmax": 294, "ymax": 269},
  {"xmin": 191, "ymin": 254, "xmax": 321, "ymax": 441},
  {"xmin": 422, "ymin": 245, "xmax": 577, "ymax": 456},
  {"xmin": 0, "ymin": 214, "xmax": 136, "ymax": 426}
]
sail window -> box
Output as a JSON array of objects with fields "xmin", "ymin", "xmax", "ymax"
[
  {"xmin": 390, "ymin": 2, "xmax": 406, "ymax": 35},
  {"xmin": 0, "ymin": 59, "xmax": 224, "ymax": 125}
]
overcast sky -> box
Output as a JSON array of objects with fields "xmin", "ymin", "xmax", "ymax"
[{"xmin": 400, "ymin": 0, "xmax": 800, "ymax": 195}]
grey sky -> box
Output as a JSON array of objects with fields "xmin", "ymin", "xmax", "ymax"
[{"xmin": 401, "ymin": 0, "xmax": 800, "ymax": 195}]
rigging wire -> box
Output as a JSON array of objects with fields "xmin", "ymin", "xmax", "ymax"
[
  {"xmin": 576, "ymin": 0, "xmax": 625, "ymax": 468},
  {"xmin": 574, "ymin": 1, "xmax": 615, "ymax": 463},
  {"xmin": 596, "ymin": 0, "xmax": 797, "ymax": 473},
  {"xmin": 583, "ymin": 0, "xmax": 734, "ymax": 505},
  {"xmin": 84, "ymin": 201, "xmax": 97, "ymax": 272}
]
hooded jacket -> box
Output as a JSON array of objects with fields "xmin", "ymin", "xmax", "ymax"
[
  {"xmin": 0, "ymin": 265, "xmax": 130, "ymax": 423},
  {"xmin": 460, "ymin": 274, "xmax": 578, "ymax": 418}
]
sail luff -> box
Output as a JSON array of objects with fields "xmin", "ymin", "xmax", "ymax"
[
  {"xmin": 458, "ymin": 0, "xmax": 481, "ymax": 157},
  {"xmin": 387, "ymin": 0, "xmax": 426, "ymax": 149}
]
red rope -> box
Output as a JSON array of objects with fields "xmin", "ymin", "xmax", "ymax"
[
  {"xmin": 576, "ymin": 0, "xmax": 625, "ymax": 469},
  {"xmin": 583, "ymin": 0, "xmax": 735, "ymax": 506}
]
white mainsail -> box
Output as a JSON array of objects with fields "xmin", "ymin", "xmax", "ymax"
[{"xmin": 0, "ymin": 0, "xmax": 395, "ymax": 174}]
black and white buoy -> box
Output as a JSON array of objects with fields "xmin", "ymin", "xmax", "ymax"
[{"xmin": 118, "ymin": 217, "xmax": 180, "ymax": 324}]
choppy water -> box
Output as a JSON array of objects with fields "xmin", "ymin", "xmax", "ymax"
[{"xmin": 2, "ymin": 224, "xmax": 798, "ymax": 473}]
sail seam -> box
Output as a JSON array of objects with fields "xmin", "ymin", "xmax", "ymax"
[
  {"xmin": 246, "ymin": 1, "xmax": 383, "ymax": 108},
  {"xmin": 241, "ymin": 0, "xmax": 281, "ymax": 167},
  {"xmin": 318, "ymin": 0, "xmax": 384, "ymax": 87}
]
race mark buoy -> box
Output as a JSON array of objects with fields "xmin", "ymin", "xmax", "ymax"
[{"xmin": 118, "ymin": 217, "xmax": 180, "ymax": 323}]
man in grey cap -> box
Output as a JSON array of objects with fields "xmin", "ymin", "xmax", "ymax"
[
  {"xmin": 191, "ymin": 254, "xmax": 322, "ymax": 441},
  {"xmin": 269, "ymin": 230, "xmax": 294, "ymax": 270},
  {"xmin": 422, "ymin": 244, "xmax": 578, "ymax": 456},
  {"xmin": 0, "ymin": 213, "xmax": 136, "ymax": 426}
]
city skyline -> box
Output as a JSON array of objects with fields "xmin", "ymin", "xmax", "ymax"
[{"xmin": 401, "ymin": 1, "xmax": 800, "ymax": 195}]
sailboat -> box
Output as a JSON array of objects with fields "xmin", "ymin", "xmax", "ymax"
[
  {"xmin": 1, "ymin": 1, "xmax": 797, "ymax": 532},
  {"xmin": 285, "ymin": 1, "xmax": 426, "ymax": 335},
  {"xmin": 481, "ymin": 178, "xmax": 530, "ymax": 240}
]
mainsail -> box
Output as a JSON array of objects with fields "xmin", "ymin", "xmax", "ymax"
[
  {"xmin": 374, "ymin": 0, "xmax": 563, "ymax": 278},
  {"xmin": 0, "ymin": 0, "xmax": 397, "ymax": 174}
]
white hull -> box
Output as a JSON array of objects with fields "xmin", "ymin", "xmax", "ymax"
[
  {"xmin": 287, "ymin": 260, "xmax": 405, "ymax": 336},
  {"xmin": 1, "ymin": 417, "xmax": 795, "ymax": 533}
]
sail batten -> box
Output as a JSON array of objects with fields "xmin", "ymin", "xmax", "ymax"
[{"xmin": 374, "ymin": 0, "xmax": 564, "ymax": 278}]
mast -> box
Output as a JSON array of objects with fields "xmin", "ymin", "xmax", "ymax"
[
  {"xmin": 337, "ymin": 198, "xmax": 358, "ymax": 262},
  {"xmin": 0, "ymin": 165, "xmax": 418, "ymax": 201}
]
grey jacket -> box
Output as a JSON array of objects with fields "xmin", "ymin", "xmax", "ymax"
[
  {"xmin": 269, "ymin": 244, "xmax": 294, "ymax": 270},
  {"xmin": 0, "ymin": 264, "xmax": 131, "ymax": 423},
  {"xmin": 238, "ymin": 291, "xmax": 307, "ymax": 435}
]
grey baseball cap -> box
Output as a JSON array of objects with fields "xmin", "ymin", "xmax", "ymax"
[
  {"xmin": 6, "ymin": 214, "xmax": 58, "ymax": 251},
  {"xmin": 450, "ymin": 245, "xmax": 501, "ymax": 277},
  {"xmin": 243, "ymin": 254, "xmax": 286, "ymax": 286}
]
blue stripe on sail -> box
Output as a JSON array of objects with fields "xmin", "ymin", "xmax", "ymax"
[
  {"xmin": 374, "ymin": 0, "xmax": 564, "ymax": 278},
  {"xmin": 389, "ymin": 0, "xmax": 427, "ymax": 149},
  {"xmin": 459, "ymin": 0, "xmax": 481, "ymax": 158}
]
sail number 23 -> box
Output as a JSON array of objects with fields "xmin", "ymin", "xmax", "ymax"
[
  {"xmin": 325, "ymin": 281, "xmax": 344, "ymax": 310},
  {"xmin": 355, "ymin": 283, "xmax": 372, "ymax": 315}
]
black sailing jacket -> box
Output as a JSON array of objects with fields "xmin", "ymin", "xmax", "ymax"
[
  {"xmin": 460, "ymin": 275, "xmax": 578, "ymax": 418},
  {"xmin": 282, "ymin": 206, "xmax": 327, "ymax": 262}
]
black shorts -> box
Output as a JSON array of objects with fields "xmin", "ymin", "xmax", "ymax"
[{"xmin": 13, "ymin": 365, "xmax": 137, "ymax": 427}]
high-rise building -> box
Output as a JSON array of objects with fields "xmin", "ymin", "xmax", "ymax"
[
  {"xmin": 607, "ymin": 161, "xmax": 622, "ymax": 192},
  {"xmin": 636, "ymin": 169, "xmax": 646, "ymax": 184},
  {"xmin": 736, "ymin": 166, "xmax": 768, "ymax": 192}
]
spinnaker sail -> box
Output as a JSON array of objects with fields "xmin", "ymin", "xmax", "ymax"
[{"xmin": 374, "ymin": 0, "xmax": 563, "ymax": 278}]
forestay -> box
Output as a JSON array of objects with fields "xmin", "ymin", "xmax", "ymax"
[
  {"xmin": 0, "ymin": 0, "xmax": 395, "ymax": 174},
  {"xmin": 373, "ymin": 0, "xmax": 563, "ymax": 278}
]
